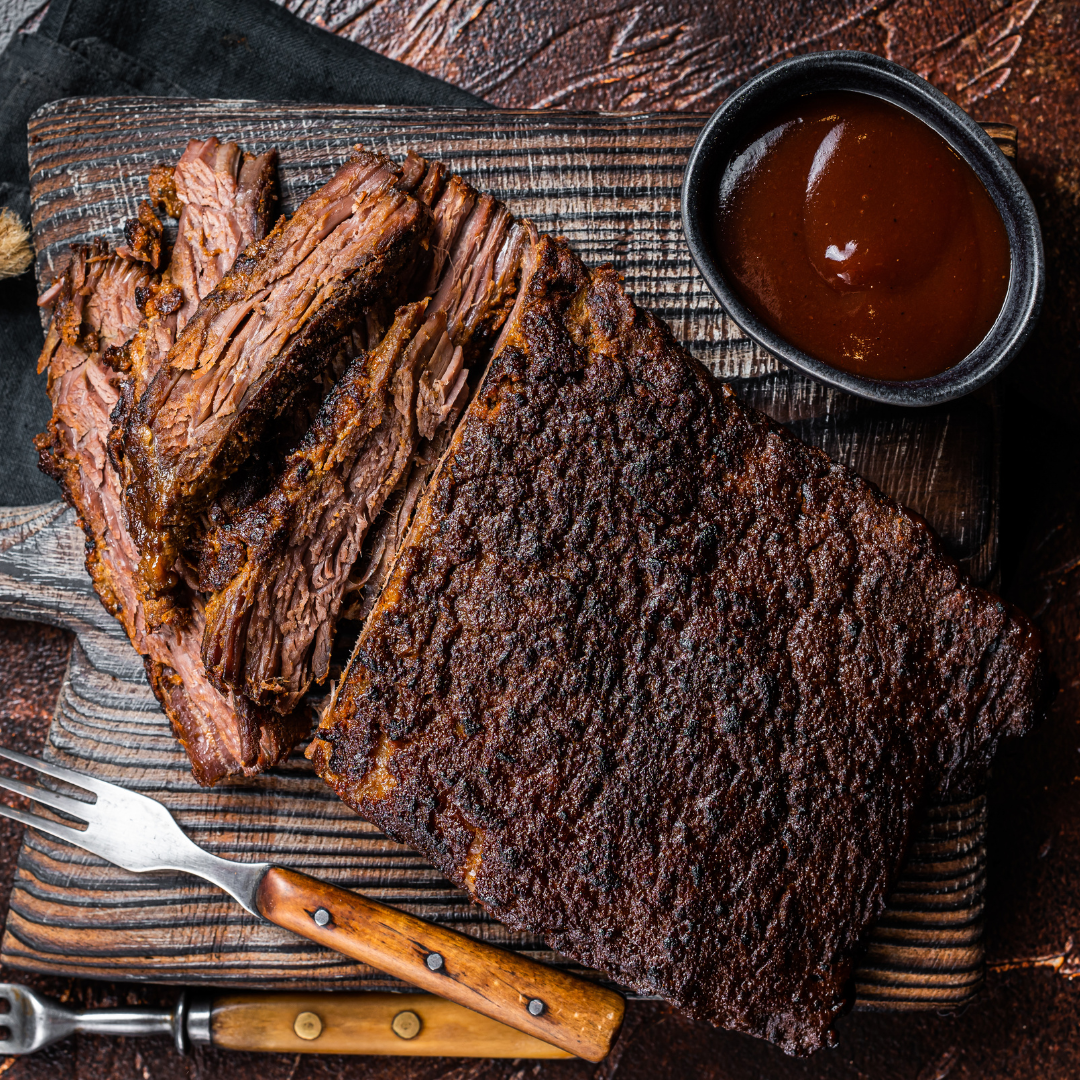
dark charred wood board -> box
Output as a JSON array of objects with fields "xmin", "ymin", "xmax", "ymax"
[{"xmin": 0, "ymin": 99, "xmax": 1012, "ymax": 1010}]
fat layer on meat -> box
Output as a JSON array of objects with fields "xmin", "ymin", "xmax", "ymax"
[
  {"xmin": 309, "ymin": 234, "xmax": 1043, "ymax": 1055},
  {"xmin": 119, "ymin": 150, "xmax": 431, "ymax": 623}
]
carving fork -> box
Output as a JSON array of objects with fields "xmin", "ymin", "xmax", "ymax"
[{"xmin": 0, "ymin": 982, "xmax": 573, "ymax": 1058}]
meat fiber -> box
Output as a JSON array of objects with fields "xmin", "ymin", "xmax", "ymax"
[
  {"xmin": 169, "ymin": 137, "xmax": 278, "ymax": 328},
  {"xmin": 107, "ymin": 138, "xmax": 279, "ymax": 410},
  {"xmin": 118, "ymin": 151, "xmax": 430, "ymax": 623},
  {"xmin": 200, "ymin": 163, "xmax": 526, "ymax": 714},
  {"xmin": 200, "ymin": 302, "xmax": 430, "ymax": 712},
  {"xmin": 36, "ymin": 240, "xmax": 157, "ymax": 619},
  {"xmin": 309, "ymin": 235, "xmax": 1043, "ymax": 1055},
  {"xmin": 35, "ymin": 238, "xmax": 304, "ymax": 784},
  {"xmin": 36, "ymin": 141, "xmax": 310, "ymax": 785}
]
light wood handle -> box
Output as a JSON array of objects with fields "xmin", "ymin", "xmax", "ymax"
[
  {"xmin": 210, "ymin": 991, "xmax": 574, "ymax": 1057},
  {"xmin": 256, "ymin": 867, "xmax": 625, "ymax": 1062}
]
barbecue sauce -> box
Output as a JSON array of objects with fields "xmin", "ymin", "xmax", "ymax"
[{"xmin": 713, "ymin": 91, "xmax": 1010, "ymax": 380}]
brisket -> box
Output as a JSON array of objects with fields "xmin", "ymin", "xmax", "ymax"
[
  {"xmin": 200, "ymin": 302, "xmax": 429, "ymax": 712},
  {"xmin": 35, "ymin": 240, "xmax": 156, "ymax": 623},
  {"xmin": 309, "ymin": 235, "xmax": 1043, "ymax": 1054},
  {"xmin": 36, "ymin": 146, "xmax": 309, "ymax": 786},
  {"xmin": 200, "ymin": 163, "xmax": 526, "ymax": 713},
  {"xmin": 107, "ymin": 138, "xmax": 280, "ymax": 407},
  {"xmin": 116, "ymin": 201, "xmax": 165, "ymax": 270},
  {"xmin": 148, "ymin": 165, "xmax": 183, "ymax": 218},
  {"xmin": 119, "ymin": 151, "xmax": 431, "ymax": 621},
  {"xmin": 342, "ymin": 214, "xmax": 536, "ymax": 623},
  {"xmin": 169, "ymin": 137, "xmax": 279, "ymax": 329}
]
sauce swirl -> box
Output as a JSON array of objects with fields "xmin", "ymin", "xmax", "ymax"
[{"xmin": 713, "ymin": 92, "xmax": 1010, "ymax": 380}]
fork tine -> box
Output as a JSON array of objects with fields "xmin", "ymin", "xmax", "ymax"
[
  {"xmin": 0, "ymin": 800, "xmax": 93, "ymax": 850},
  {"xmin": 0, "ymin": 745, "xmax": 109, "ymax": 797},
  {"xmin": 0, "ymin": 772, "xmax": 93, "ymax": 822}
]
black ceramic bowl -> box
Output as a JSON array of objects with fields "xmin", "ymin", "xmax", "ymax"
[{"xmin": 680, "ymin": 51, "xmax": 1044, "ymax": 406}]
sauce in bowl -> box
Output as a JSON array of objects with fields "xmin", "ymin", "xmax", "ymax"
[{"xmin": 712, "ymin": 91, "xmax": 1010, "ymax": 380}]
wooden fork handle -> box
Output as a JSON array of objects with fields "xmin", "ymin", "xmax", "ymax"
[{"xmin": 256, "ymin": 867, "xmax": 625, "ymax": 1062}]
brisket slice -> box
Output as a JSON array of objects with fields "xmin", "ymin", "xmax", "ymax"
[
  {"xmin": 119, "ymin": 151, "xmax": 431, "ymax": 620},
  {"xmin": 107, "ymin": 138, "xmax": 280, "ymax": 416},
  {"xmin": 198, "ymin": 152, "xmax": 451, "ymax": 541},
  {"xmin": 200, "ymin": 302, "xmax": 429, "ymax": 712},
  {"xmin": 34, "ymin": 239, "xmax": 303, "ymax": 784},
  {"xmin": 309, "ymin": 235, "xmax": 1043, "ymax": 1055},
  {"xmin": 169, "ymin": 137, "xmax": 279, "ymax": 329},
  {"xmin": 200, "ymin": 162, "xmax": 526, "ymax": 713},
  {"xmin": 35, "ymin": 240, "xmax": 156, "ymax": 623},
  {"xmin": 341, "ymin": 215, "xmax": 535, "ymax": 623},
  {"xmin": 339, "ymin": 426, "xmax": 447, "ymax": 624},
  {"xmin": 35, "ymin": 143, "xmax": 308, "ymax": 784}
]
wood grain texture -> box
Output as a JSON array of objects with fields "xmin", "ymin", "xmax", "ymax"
[
  {"xmin": 208, "ymin": 991, "xmax": 574, "ymax": 1057},
  {"xmin": 0, "ymin": 98, "xmax": 1016, "ymax": 1012}
]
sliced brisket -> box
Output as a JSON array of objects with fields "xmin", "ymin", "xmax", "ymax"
[
  {"xmin": 148, "ymin": 165, "xmax": 183, "ymax": 219},
  {"xmin": 309, "ymin": 235, "xmax": 1043, "ymax": 1054},
  {"xmin": 200, "ymin": 164, "xmax": 526, "ymax": 713},
  {"xmin": 119, "ymin": 151, "xmax": 431, "ymax": 620},
  {"xmin": 201, "ymin": 302, "xmax": 429, "ymax": 712},
  {"xmin": 36, "ymin": 146, "xmax": 309, "ymax": 785},
  {"xmin": 117, "ymin": 201, "xmax": 166, "ymax": 270},
  {"xmin": 107, "ymin": 137, "xmax": 280, "ymax": 406},
  {"xmin": 169, "ymin": 137, "xmax": 279, "ymax": 329},
  {"xmin": 35, "ymin": 241, "xmax": 156, "ymax": 625},
  {"xmin": 35, "ymin": 239, "xmax": 303, "ymax": 784}
]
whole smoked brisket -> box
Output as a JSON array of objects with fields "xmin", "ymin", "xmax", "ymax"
[{"xmin": 310, "ymin": 235, "xmax": 1042, "ymax": 1054}]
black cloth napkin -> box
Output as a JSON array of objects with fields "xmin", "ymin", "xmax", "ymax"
[{"xmin": 0, "ymin": 0, "xmax": 485, "ymax": 505}]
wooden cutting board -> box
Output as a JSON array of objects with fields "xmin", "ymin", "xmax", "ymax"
[{"xmin": 0, "ymin": 98, "xmax": 1012, "ymax": 1011}]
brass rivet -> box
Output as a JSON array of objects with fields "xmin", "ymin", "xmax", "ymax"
[
  {"xmin": 293, "ymin": 1011, "xmax": 323, "ymax": 1040},
  {"xmin": 391, "ymin": 1010, "xmax": 422, "ymax": 1040}
]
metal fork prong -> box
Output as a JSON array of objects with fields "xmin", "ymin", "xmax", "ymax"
[
  {"xmin": 0, "ymin": 773, "xmax": 93, "ymax": 822},
  {"xmin": 0, "ymin": 800, "xmax": 91, "ymax": 848},
  {"xmin": 0, "ymin": 746, "xmax": 107, "ymax": 798}
]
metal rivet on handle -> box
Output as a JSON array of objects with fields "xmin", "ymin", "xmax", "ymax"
[
  {"xmin": 391, "ymin": 1010, "xmax": 422, "ymax": 1040},
  {"xmin": 294, "ymin": 1011, "xmax": 323, "ymax": 1040},
  {"xmin": 312, "ymin": 908, "xmax": 330, "ymax": 927},
  {"xmin": 425, "ymin": 952, "xmax": 445, "ymax": 972},
  {"xmin": 527, "ymin": 998, "xmax": 546, "ymax": 1016}
]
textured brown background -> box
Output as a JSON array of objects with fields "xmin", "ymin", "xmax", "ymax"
[{"xmin": 2, "ymin": 0, "xmax": 1079, "ymax": 1076}]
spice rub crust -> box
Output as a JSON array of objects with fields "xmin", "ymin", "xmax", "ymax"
[{"xmin": 310, "ymin": 236, "xmax": 1042, "ymax": 1054}]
